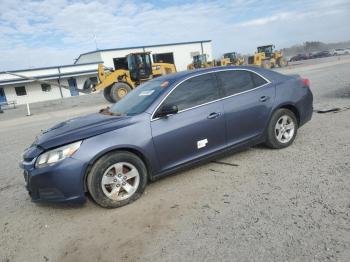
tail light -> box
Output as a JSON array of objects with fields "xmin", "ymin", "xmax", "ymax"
[{"xmin": 301, "ymin": 78, "xmax": 310, "ymax": 88}]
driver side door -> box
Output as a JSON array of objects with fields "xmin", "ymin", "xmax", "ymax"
[{"xmin": 150, "ymin": 73, "xmax": 226, "ymax": 173}]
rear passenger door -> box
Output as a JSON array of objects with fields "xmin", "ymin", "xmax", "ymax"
[
  {"xmin": 216, "ymin": 69, "xmax": 275, "ymax": 146},
  {"xmin": 151, "ymin": 73, "xmax": 226, "ymax": 172}
]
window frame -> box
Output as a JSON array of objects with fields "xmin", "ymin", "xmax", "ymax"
[{"xmin": 151, "ymin": 69, "xmax": 271, "ymax": 121}]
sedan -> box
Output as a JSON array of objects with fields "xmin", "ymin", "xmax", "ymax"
[{"xmin": 20, "ymin": 66, "xmax": 313, "ymax": 208}]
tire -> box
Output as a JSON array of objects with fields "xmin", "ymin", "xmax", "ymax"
[
  {"xmin": 262, "ymin": 60, "xmax": 271, "ymax": 69},
  {"xmin": 83, "ymin": 79, "xmax": 93, "ymax": 92},
  {"xmin": 277, "ymin": 57, "xmax": 287, "ymax": 67},
  {"xmin": 265, "ymin": 108, "xmax": 298, "ymax": 149},
  {"xmin": 103, "ymin": 86, "xmax": 114, "ymax": 103},
  {"xmin": 87, "ymin": 151, "xmax": 148, "ymax": 208},
  {"xmin": 110, "ymin": 82, "xmax": 132, "ymax": 103}
]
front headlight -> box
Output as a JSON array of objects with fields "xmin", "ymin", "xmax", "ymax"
[{"xmin": 35, "ymin": 141, "xmax": 82, "ymax": 168}]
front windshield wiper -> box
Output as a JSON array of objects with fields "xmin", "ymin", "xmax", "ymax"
[{"xmin": 98, "ymin": 107, "xmax": 124, "ymax": 116}]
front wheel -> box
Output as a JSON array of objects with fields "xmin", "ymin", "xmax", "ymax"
[
  {"xmin": 103, "ymin": 86, "xmax": 114, "ymax": 103},
  {"xmin": 87, "ymin": 151, "xmax": 148, "ymax": 208},
  {"xmin": 265, "ymin": 109, "xmax": 298, "ymax": 149},
  {"xmin": 277, "ymin": 57, "xmax": 287, "ymax": 67}
]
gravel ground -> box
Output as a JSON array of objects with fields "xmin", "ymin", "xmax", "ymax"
[{"xmin": 0, "ymin": 55, "xmax": 349, "ymax": 262}]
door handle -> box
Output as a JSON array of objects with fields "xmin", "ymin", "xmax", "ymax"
[
  {"xmin": 207, "ymin": 112, "xmax": 221, "ymax": 119},
  {"xmin": 259, "ymin": 96, "xmax": 270, "ymax": 102}
]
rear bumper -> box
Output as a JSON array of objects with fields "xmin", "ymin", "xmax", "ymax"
[
  {"xmin": 298, "ymin": 88, "xmax": 313, "ymax": 127},
  {"xmin": 20, "ymin": 157, "xmax": 87, "ymax": 203}
]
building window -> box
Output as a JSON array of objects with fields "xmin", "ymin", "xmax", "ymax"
[
  {"xmin": 41, "ymin": 83, "xmax": 52, "ymax": 92},
  {"xmin": 152, "ymin": 52, "xmax": 175, "ymax": 64},
  {"xmin": 15, "ymin": 86, "xmax": 27, "ymax": 96}
]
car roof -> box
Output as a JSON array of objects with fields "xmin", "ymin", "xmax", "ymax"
[{"xmin": 157, "ymin": 66, "xmax": 275, "ymax": 83}]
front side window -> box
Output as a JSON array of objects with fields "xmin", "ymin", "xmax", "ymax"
[
  {"xmin": 162, "ymin": 73, "xmax": 219, "ymax": 112},
  {"xmin": 217, "ymin": 70, "xmax": 267, "ymax": 97},
  {"xmin": 15, "ymin": 86, "xmax": 27, "ymax": 96}
]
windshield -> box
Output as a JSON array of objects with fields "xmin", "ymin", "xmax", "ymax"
[
  {"xmin": 258, "ymin": 46, "xmax": 273, "ymax": 54},
  {"xmin": 224, "ymin": 53, "xmax": 236, "ymax": 60},
  {"xmin": 194, "ymin": 55, "xmax": 206, "ymax": 63},
  {"xmin": 109, "ymin": 79, "xmax": 172, "ymax": 115}
]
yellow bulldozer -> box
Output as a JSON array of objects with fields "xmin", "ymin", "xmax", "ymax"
[
  {"xmin": 84, "ymin": 52, "xmax": 176, "ymax": 103},
  {"xmin": 248, "ymin": 45, "xmax": 287, "ymax": 68},
  {"xmin": 187, "ymin": 54, "xmax": 216, "ymax": 70},
  {"xmin": 219, "ymin": 52, "xmax": 245, "ymax": 66}
]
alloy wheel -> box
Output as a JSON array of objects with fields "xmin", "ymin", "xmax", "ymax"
[
  {"xmin": 101, "ymin": 162, "xmax": 140, "ymax": 201},
  {"xmin": 275, "ymin": 115, "xmax": 295, "ymax": 143}
]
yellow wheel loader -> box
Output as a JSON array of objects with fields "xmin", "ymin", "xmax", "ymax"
[
  {"xmin": 187, "ymin": 54, "xmax": 216, "ymax": 70},
  {"xmin": 84, "ymin": 52, "xmax": 176, "ymax": 103},
  {"xmin": 248, "ymin": 45, "xmax": 287, "ymax": 69},
  {"xmin": 219, "ymin": 52, "xmax": 245, "ymax": 66}
]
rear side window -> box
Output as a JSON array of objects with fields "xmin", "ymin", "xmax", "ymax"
[
  {"xmin": 163, "ymin": 74, "xmax": 219, "ymax": 111},
  {"xmin": 217, "ymin": 70, "xmax": 267, "ymax": 97}
]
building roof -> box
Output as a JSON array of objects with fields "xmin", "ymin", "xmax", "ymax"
[
  {"xmin": 75, "ymin": 40, "xmax": 212, "ymax": 63},
  {"xmin": 0, "ymin": 61, "xmax": 101, "ymax": 86},
  {"xmin": 0, "ymin": 61, "xmax": 102, "ymax": 74}
]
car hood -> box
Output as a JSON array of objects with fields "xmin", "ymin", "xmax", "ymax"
[{"xmin": 32, "ymin": 113, "xmax": 132, "ymax": 150}]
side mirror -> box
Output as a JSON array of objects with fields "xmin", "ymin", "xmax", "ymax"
[{"xmin": 156, "ymin": 104, "xmax": 178, "ymax": 118}]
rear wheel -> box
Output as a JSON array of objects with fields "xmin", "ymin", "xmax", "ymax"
[
  {"xmin": 110, "ymin": 82, "xmax": 132, "ymax": 103},
  {"xmin": 262, "ymin": 60, "xmax": 271, "ymax": 69},
  {"xmin": 87, "ymin": 151, "xmax": 148, "ymax": 208},
  {"xmin": 265, "ymin": 109, "xmax": 298, "ymax": 149}
]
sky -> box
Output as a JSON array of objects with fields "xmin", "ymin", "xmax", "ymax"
[{"xmin": 0, "ymin": 0, "xmax": 349, "ymax": 71}]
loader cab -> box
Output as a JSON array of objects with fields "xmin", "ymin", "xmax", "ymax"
[
  {"xmin": 193, "ymin": 54, "xmax": 208, "ymax": 69},
  {"xmin": 257, "ymin": 45, "xmax": 274, "ymax": 58},
  {"xmin": 127, "ymin": 53, "xmax": 153, "ymax": 82},
  {"xmin": 223, "ymin": 52, "xmax": 238, "ymax": 62}
]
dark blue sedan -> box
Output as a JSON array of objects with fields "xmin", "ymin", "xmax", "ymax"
[{"xmin": 20, "ymin": 66, "xmax": 313, "ymax": 208}]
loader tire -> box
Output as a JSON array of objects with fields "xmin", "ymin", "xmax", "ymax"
[
  {"xmin": 103, "ymin": 86, "xmax": 114, "ymax": 103},
  {"xmin": 277, "ymin": 57, "xmax": 287, "ymax": 67},
  {"xmin": 83, "ymin": 78, "xmax": 93, "ymax": 92},
  {"xmin": 110, "ymin": 82, "xmax": 132, "ymax": 103},
  {"xmin": 262, "ymin": 60, "xmax": 271, "ymax": 69}
]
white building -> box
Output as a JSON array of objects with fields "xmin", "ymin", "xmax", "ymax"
[
  {"xmin": 0, "ymin": 62, "xmax": 100, "ymax": 105},
  {"xmin": 0, "ymin": 40, "xmax": 212, "ymax": 105}
]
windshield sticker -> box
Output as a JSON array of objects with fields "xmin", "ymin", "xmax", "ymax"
[
  {"xmin": 139, "ymin": 90, "xmax": 155, "ymax": 96},
  {"xmin": 160, "ymin": 81, "xmax": 169, "ymax": 88}
]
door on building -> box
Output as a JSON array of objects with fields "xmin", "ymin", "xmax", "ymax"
[
  {"xmin": 0, "ymin": 88, "xmax": 7, "ymax": 103},
  {"xmin": 68, "ymin": 78, "xmax": 79, "ymax": 96},
  {"xmin": 152, "ymin": 53, "xmax": 174, "ymax": 64}
]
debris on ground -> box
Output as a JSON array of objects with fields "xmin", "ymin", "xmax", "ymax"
[
  {"xmin": 314, "ymin": 106, "xmax": 350, "ymax": 113},
  {"xmin": 209, "ymin": 169, "xmax": 225, "ymax": 173}
]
